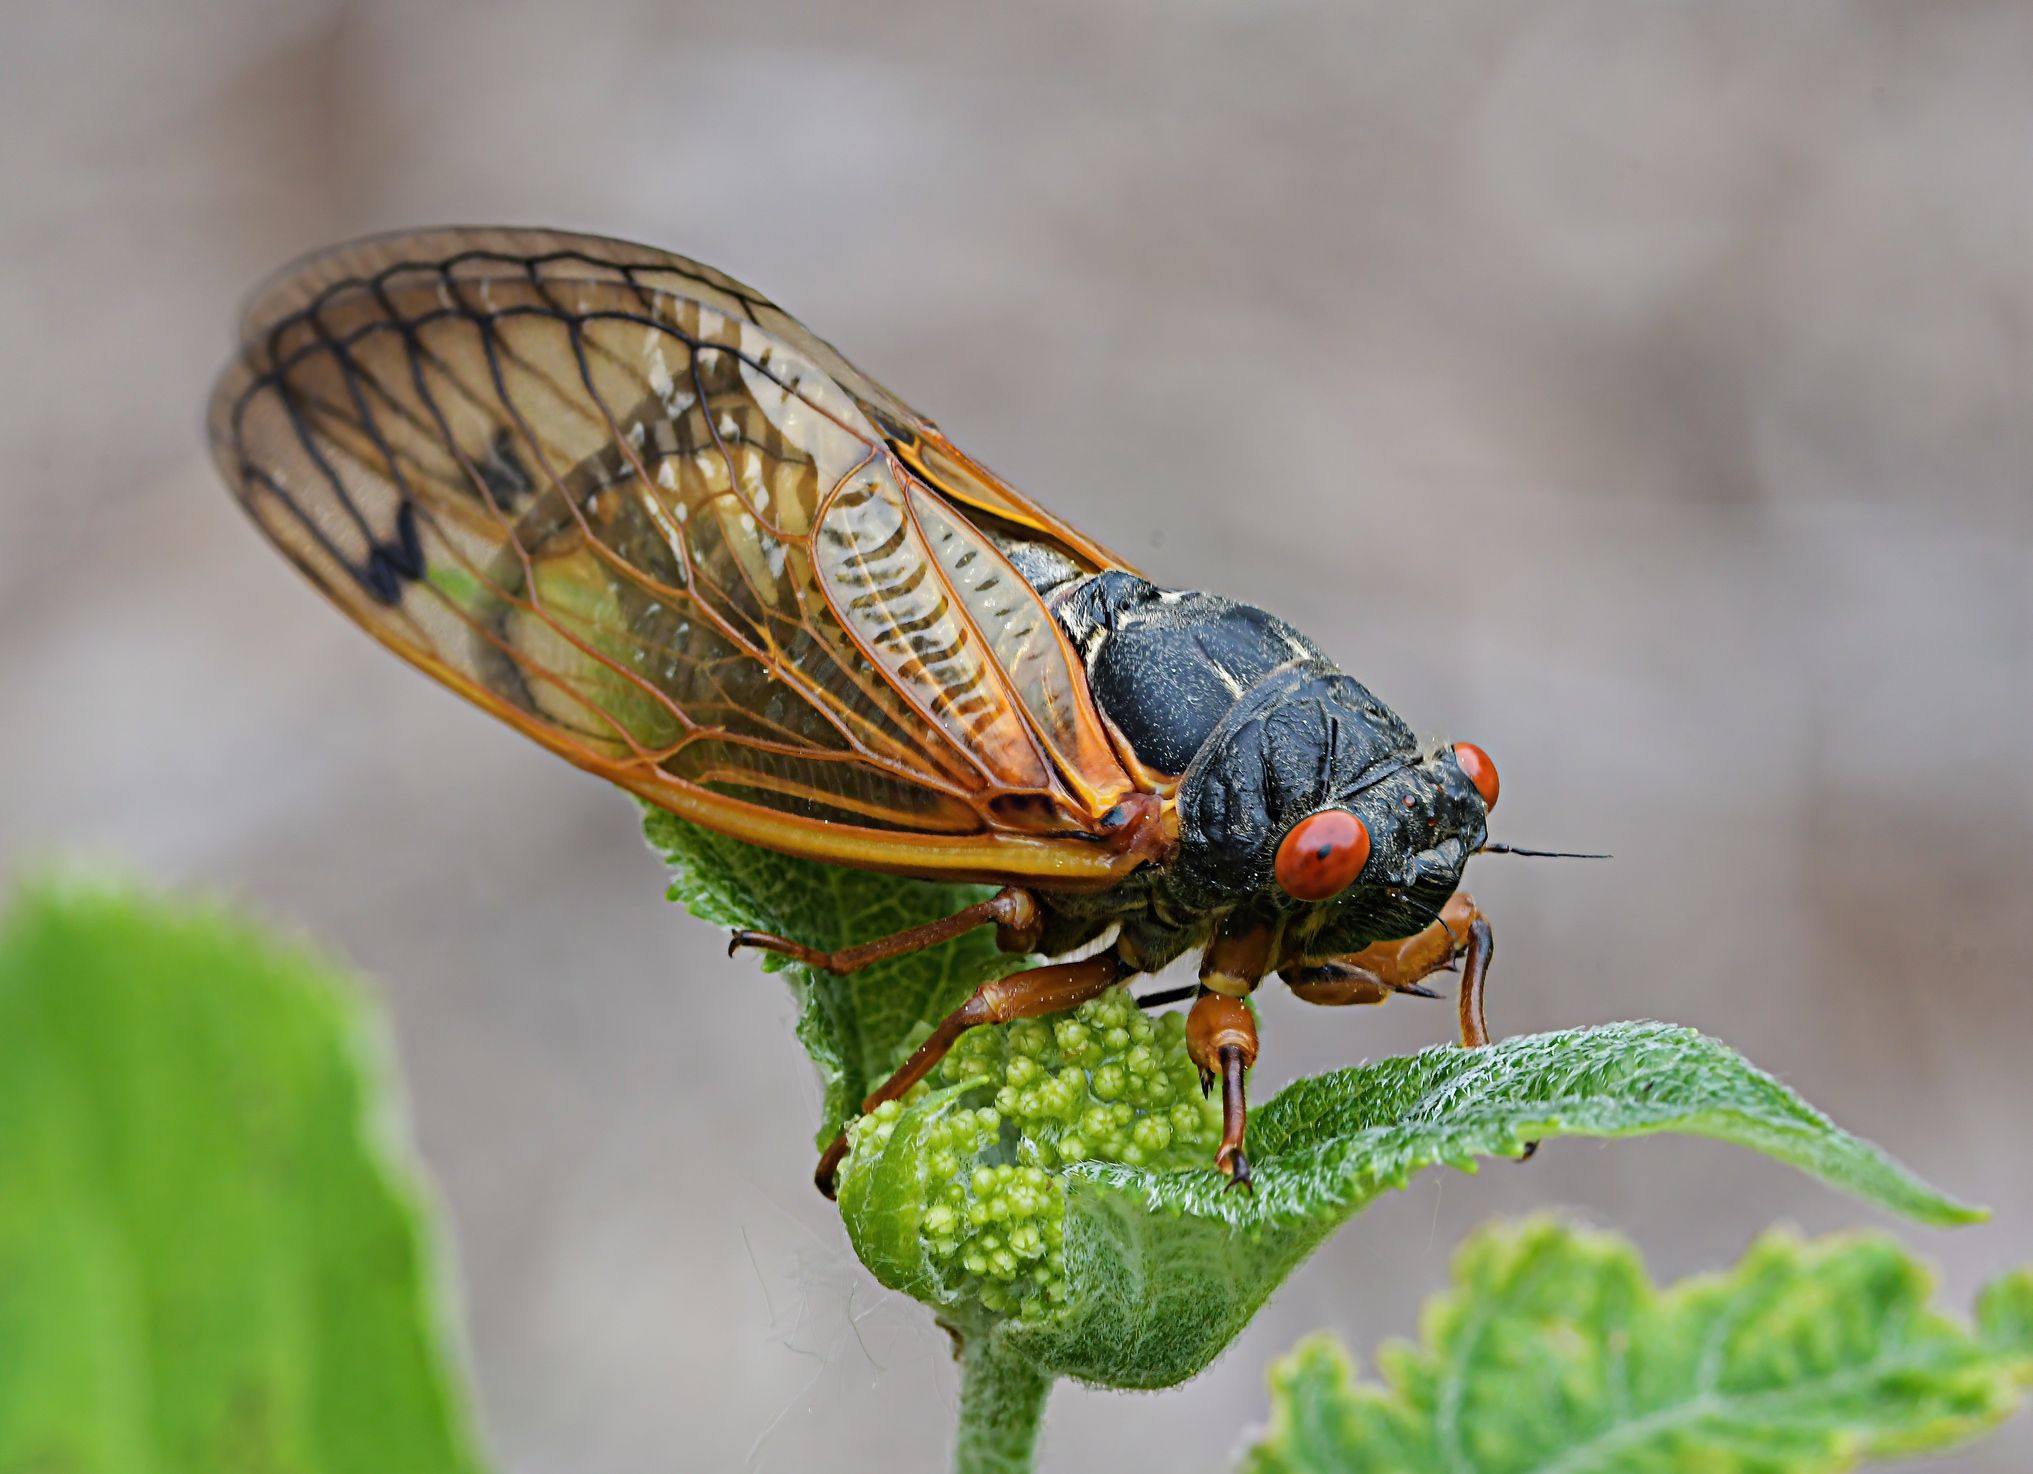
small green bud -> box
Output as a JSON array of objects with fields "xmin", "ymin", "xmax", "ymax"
[{"xmin": 860, "ymin": 986, "xmax": 1226, "ymax": 1325}]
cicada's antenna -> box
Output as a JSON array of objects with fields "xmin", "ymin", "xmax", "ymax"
[{"xmin": 1477, "ymin": 841, "xmax": 1612, "ymax": 860}]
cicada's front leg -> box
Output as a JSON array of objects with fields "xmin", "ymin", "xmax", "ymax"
[
  {"xmin": 1279, "ymin": 891, "xmax": 1495, "ymax": 1048},
  {"xmin": 1281, "ymin": 892, "xmax": 1527, "ymax": 1157},
  {"xmin": 1178, "ymin": 914, "xmax": 1280, "ymax": 1192}
]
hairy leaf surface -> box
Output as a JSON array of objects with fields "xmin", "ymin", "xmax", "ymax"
[{"xmin": 1243, "ymin": 1219, "xmax": 2033, "ymax": 1474}]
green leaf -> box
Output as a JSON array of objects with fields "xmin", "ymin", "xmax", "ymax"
[
  {"xmin": 1979, "ymin": 1269, "xmax": 2033, "ymax": 1359},
  {"xmin": 839, "ymin": 1021, "xmax": 1982, "ymax": 1390},
  {"xmin": 0, "ymin": 875, "xmax": 483, "ymax": 1474},
  {"xmin": 644, "ymin": 809, "xmax": 1982, "ymax": 1399},
  {"xmin": 1242, "ymin": 1218, "xmax": 2033, "ymax": 1474},
  {"xmin": 644, "ymin": 808, "xmax": 1030, "ymax": 1147}
]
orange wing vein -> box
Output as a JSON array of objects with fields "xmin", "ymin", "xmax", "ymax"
[{"xmin": 207, "ymin": 226, "xmax": 1149, "ymax": 884}]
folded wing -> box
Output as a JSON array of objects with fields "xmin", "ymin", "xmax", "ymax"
[{"xmin": 208, "ymin": 227, "xmax": 1145, "ymax": 882}]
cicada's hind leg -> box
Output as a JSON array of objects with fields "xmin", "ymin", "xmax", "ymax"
[
  {"xmin": 1186, "ymin": 990, "xmax": 1259, "ymax": 1192},
  {"xmin": 730, "ymin": 886, "xmax": 1042, "ymax": 975},
  {"xmin": 813, "ymin": 951, "xmax": 1130, "ymax": 1198},
  {"xmin": 1280, "ymin": 891, "xmax": 1495, "ymax": 1046}
]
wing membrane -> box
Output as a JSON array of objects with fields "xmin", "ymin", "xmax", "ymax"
[{"xmin": 210, "ymin": 227, "xmax": 1146, "ymax": 882}]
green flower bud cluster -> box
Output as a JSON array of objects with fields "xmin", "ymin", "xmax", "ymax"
[{"xmin": 846, "ymin": 987, "xmax": 1224, "ymax": 1320}]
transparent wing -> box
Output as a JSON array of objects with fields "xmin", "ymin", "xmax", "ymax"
[{"xmin": 208, "ymin": 227, "xmax": 1144, "ymax": 882}]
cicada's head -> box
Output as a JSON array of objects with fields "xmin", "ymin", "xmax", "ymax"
[{"xmin": 1170, "ymin": 661, "xmax": 1498, "ymax": 949}]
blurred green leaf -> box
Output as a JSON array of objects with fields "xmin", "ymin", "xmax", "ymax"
[
  {"xmin": 1980, "ymin": 1269, "xmax": 2033, "ymax": 1359},
  {"xmin": 1243, "ymin": 1218, "xmax": 2033, "ymax": 1474},
  {"xmin": 0, "ymin": 876, "xmax": 483, "ymax": 1474}
]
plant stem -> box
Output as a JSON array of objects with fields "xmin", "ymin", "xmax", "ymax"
[{"xmin": 954, "ymin": 1331, "xmax": 1053, "ymax": 1474}]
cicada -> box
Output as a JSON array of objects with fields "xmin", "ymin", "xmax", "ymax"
[{"xmin": 209, "ymin": 227, "xmax": 1519, "ymax": 1194}]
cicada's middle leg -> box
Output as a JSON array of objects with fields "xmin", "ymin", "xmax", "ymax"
[{"xmin": 1185, "ymin": 990, "xmax": 1258, "ymax": 1192}]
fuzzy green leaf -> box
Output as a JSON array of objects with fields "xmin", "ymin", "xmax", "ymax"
[
  {"xmin": 841, "ymin": 1021, "xmax": 1981, "ymax": 1389},
  {"xmin": 1979, "ymin": 1270, "xmax": 2033, "ymax": 1360},
  {"xmin": 1243, "ymin": 1218, "xmax": 2033, "ymax": 1474},
  {"xmin": 0, "ymin": 877, "xmax": 483, "ymax": 1474},
  {"xmin": 644, "ymin": 808, "xmax": 1030, "ymax": 1146},
  {"xmin": 645, "ymin": 809, "xmax": 1981, "ymax": 1395}
]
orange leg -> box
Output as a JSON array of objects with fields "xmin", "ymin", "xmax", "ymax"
[
  {"xmin": 1283, "ymin": 892, "xmax": 1528, "ymax": 1157},
  {"xmin": 1455, "ymin": 910, "xmax": 1495, "ymax": 1050},
  {"xmin": 1447, "ymin": 907, "xmax": 1527, "ymax": 1155},
  {"xmin": 1186, "ymin": 991, "xmax": 1259, "ymax": 1192},
  {"xmin": 1281, "ymin": 891, "xmax": 1494, "ymax": 1049},
  {"xmin": 732, "ymin": 886, "xmax": 1041, "ymax": 975},
  {"xmin": 813, "ymin": 951, "xmax": 1128, "ymax": 1197},
  {"xmin": 1280, "ymin": 962, "xmax": 1436, "ymax": 1007}
]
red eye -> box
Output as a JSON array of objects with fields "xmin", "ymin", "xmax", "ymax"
[
  {"xmin": 1274, "ymin": 809, "xmax": 1371, "ymax": 902},
  {"xmin": 1455, "ymin": 742, "xmax": 1499, "ymax": 811}
]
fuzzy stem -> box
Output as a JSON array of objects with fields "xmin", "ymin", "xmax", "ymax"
[{"xmin": 953, "ymin": 1332, "xmax": 1053, "ymax": 1474}]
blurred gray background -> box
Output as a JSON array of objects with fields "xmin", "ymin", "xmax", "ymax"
[{"xmin": 3, "ymin": 1, "xmax": 2029, "ymax": 1469}]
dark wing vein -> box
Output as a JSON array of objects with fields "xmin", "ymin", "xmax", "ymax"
[{"xmin": 209, "ymin": 227, "xmax": 1154, "ymax": 881}]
